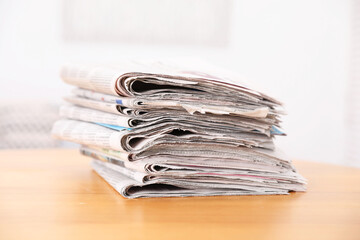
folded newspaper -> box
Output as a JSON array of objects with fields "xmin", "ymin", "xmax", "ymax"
[{"xmin": 52, "ymin": 60, "xmax": 306, "ymax": 198}]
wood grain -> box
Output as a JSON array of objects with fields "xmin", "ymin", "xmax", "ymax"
[{"xmin": 0, "ymin": 149, "xmax": 359, "ymax": 240}]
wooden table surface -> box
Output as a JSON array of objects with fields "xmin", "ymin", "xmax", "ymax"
[{"xmin": 0, "ymin": 149, "xmax": 359, "ymax": 240}]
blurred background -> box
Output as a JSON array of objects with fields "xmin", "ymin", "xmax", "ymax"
[{"xmin": 0, "ymin": 0, "xmax": 359, "ymax": 167}]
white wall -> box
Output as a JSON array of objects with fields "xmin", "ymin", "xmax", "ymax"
[
  {"xmin": 0, "ymin": 0, "xmax": 354, "ymax": 166},
  {"xmin": 226, "ymin": 0, "xmax": 351, "ymax": 166}
]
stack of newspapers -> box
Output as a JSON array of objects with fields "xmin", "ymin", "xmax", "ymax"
[{"xmin": 52, "ymin": 60, "xmax": 306, "ymax": 198}]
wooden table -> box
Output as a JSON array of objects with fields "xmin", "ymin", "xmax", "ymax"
[{"xmin": 0, "ymin": 149, "xmax": 359, "ymax": 240}]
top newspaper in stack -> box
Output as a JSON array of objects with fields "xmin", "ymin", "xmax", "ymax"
[{"xmin": 60, "ymin": 60, "xmax": 282, "ymax": 116}]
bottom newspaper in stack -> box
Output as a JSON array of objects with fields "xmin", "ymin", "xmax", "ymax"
[
  {"xmin": 77, "ymin": 140, "xmax": 306, "ymax": 198},
  {"xmin": 86, "ymin": 146, "xmax": 306, "ymax": 198}
]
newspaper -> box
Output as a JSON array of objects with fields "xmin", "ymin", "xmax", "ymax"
[
  {"xmin": 52, "ymin": 119, "xmax": 277, "ymax": 152},
  {"xmin": 60, "ymin": 61, "xmax": 282, "ymax": 117},
  {"xmin": 61, "ymin": 99, "xmax": 280, "ymax": 135},
  {"xmin": 81, "ymin": 146, "xmax": 306, "ymax": 185},
  {"xmin": 91, "ymin": 160, "xmax": 291, "ymax": 198},
  {"xmin": 52, "ymin": 60, "xmax": 306, "ymax": 198}
]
